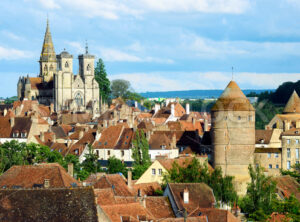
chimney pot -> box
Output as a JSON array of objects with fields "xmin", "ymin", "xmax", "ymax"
[
  {"xmin": 186, "ymin": 103, "xmax": 190, "ymax": 115},
  {"xmin": 183, "ymin": 188, "xmax": 189, "ymax": 204}
]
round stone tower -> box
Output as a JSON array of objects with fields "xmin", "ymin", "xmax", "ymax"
[{"xmin": 211, "ymin": 81, "xmax": 255, "ymax": 195}]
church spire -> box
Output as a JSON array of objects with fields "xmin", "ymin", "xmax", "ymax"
[{"xmin": 40, "ymin": 18, "xmax": 56, "ymax": 62}]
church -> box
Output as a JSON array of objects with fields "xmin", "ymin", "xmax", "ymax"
[{"xmin": 17, "ymin": 20, "xmax": 100, "ymax": 114}]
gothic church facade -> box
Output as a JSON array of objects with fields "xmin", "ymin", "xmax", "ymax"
[{"xmin": 17, "ymin": 20, "xmax": 100, "ymax": 114}]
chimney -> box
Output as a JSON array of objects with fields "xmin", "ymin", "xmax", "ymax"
[
  {"xmin": 146, "ymin": 131, "xmax": 151, "ymax": 141},
  {"xmin": 296, "ymin": 120, "xmax": 300, "ymax": 129},
  {"xmin": 172, "ymin": 133, "xmax": 176, "ymax": 148},
  {"xmin": 52, "ymin": 133, "xmax": 56, "ymax": 143},
  {"xmin": 103, "ymin": 120, "xmax": 108, "ymax": 128},
  {"xmin": 154, "ymin": 104, "xmax": 160, "ymax": 114},
  {"xmin": 127, "ymin": 170, "xmax": 132, "ymax": 189},
  {"xmin": 3, "ymin": 109, "xmax": 7, "ymax": 116},
  {"xmin": 68, "ymin": 163, "xmax": 74, "ymax": 177},
  {"xmin": 50, "ymin": 103, "xmax": 54, "ymax": 113},
  {"xmin": 135, "ymin": 101, "xmax": 138, "ymax": 108},
  {"xmin": 40, "ymin": 131, "xmax": 45, "ymax": 142},
  {"xmin": 142, "ymin": 195, "xmax": 147, "ymax": 208},
  {"xmin": 44, "ymin": 179, "xmax": 50, "ymax": 188},
  {"xmin": 204, "ymin": 119, "xmax": 208, "ymax": 132},
  {"xmin": 10, "ymin": 117, "xmax": 15, "ymax": 128},
  {"xmin": 171, "ymin": 104, "xmax": 175, "ymax": 116},
  {"xmin": 284, "ymin": 120, "xmax": 290, "ymax": 131},
  {"xmin": 183, "ymin": 188, "xmax": 189, "ymax": 204},
  {"xmin": 192, "ymin": 117, "xmax": 196, "ymax": 126},
  {"xmin": 166, "ymin": 99, "xmax": 170, "ymax": 106},
  {"xmin": 79, "ymin": 130, "xmax": 84, "ymax": 140},
  {"xmin": 186, "ymin": 103, "xmax": 190, "ymax": 115}
]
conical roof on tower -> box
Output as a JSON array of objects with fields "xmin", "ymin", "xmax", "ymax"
[
  {"xmin": 211, "ymin": 80, "xmax": 255, "ymax": 111},
  {"xmin": 283, "ymin": 90, "xmax": 300, "ymax": 114},
  {"xmin": 40, "ymin": 19, "xmax": 56, "ymax": 62}
]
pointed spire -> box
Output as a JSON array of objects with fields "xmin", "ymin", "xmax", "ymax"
[
  {"xmin": 211, "ymin": 80, "xmax": 255, "ymax": 111},
  {"xmin": 85, "ymin": 40, "xmax": 89, "ymax": 54},
  {"xmin": 283, "ymin": 90, "xmax": 300, "ymax": 114},
  {"xmin": 40, "ymin": 18, "xmax": 56, "ymax": 62}
]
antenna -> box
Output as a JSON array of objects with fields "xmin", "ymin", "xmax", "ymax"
[
  {"xmin": 85, "ymin": 40, "xmax": 88, "ymax": 54},
  {"xmin": 231, "ymin": 66, "xmax": 234, "ymax": 80}
]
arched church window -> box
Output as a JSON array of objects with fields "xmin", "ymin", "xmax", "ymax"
[
  {"xmin": 87, "ymin": 64, "xmax": 91, "ymax": 71},
  {"xmin": 49, "ymin": 64, "xmax": 53, "ymax": 71},
  {"xmin": 65, "ymin": 62, "xmax": 69, "ymax": 68},
  {"xmin": 44, "ymin": 65, "xmax": 47, "ymax": 72},
  {"xmin": 75, "ymin": 92, "xmax": 83, "ymax": 106}
]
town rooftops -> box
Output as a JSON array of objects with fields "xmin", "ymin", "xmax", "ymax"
[
  {"xmin": 283, "ymin": 90, "xmax": 300, "ymax": 114},
  {"xmin": 0, "ymin": 163, "xmax": 79, "ymax": 188},
  {"xmin": 255, "ymin": 129, "xmax": 274, "ymax": 144},
  {"xmin": 189, "ymin": 208, "xmax": 241, "ymax": 222},
  {"xmin": 274, "ymin": 175, "xmax": 300, "ymax": 201},
  {"xmin": 211, "ymin": 81, "xmax": 255, "ymax": 112},
  {"xmin": 0, "ymin": 187, "xmax": 98, "ymax": 222}
]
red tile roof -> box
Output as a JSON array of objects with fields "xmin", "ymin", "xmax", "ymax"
[
  {"xmin": 93, "ymin": 125, "xmax": 124, "ymax": 149},
  {"xmin": 0, "ymin": 163, "xmax": 79, "ymax": 188},
  {"xmin": 189, "ymin": 208, "xmax": 241, "ymax": 222},
  {"xmin": 274, "ymin": 175, "xmax": 300, "ymax": 201},
  {"xmin": 144, "ymin": 196, "xmax": 175, "ymax": 219}
]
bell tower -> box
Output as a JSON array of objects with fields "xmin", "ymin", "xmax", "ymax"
[{"xmin": 39, "ymin": 19, "xmax": 57, "ymax": 82}]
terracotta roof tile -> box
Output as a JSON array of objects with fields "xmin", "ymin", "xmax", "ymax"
[
  {"xmin": 0, "ymin": 117, "xmax": 12, "ymax": 138},
  {"xmin": 144, "ymin": 196, "xmax": 175, "ymax": 219},
  {"xmin": 0, "ymin": 187, "xmax": 98, "ymax": 222},
  {"xmin": 93, "ymin": 125, "xmax": 124, "ymax": 149},
  {"xmin": 255, "ymin": 129, "xmax": 274, "ymax": 144},
  {"xmin": 132, "ymin": 182, "xmax": 162, "ymax": 196},
  {"xmin": 273, "ymin": 175, "xmax": 300, "ymax": 201},
  {"xmin": 189, "ymin": 208, "xmax": 241, "ymax": 222},
  {"xmin": 0, "ymin": 163, "xmax": 79, "ymax": 188}
]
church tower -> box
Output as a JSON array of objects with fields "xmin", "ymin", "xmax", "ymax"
[
  {"xmin": 39, "ymin": 19, "xmax": 57, "ymax": 82},
  {"xmin": 211, "ymin": 81, "xmax": 255, "ymax": 195}
]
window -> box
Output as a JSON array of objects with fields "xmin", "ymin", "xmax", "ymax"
[
  {"xmin": 296, "ymin": 161, "xmax": 299, "ymax": 165},
  {"xmin": 44, "ymin": 65, "xmax": 47, "ymax": 71},
  {"xmin": 268, "ymin": 153, "xmax": 271, "ymax": 158},
  {"xmin": 121, "ymin": 151, "xmax": 124, "ymax": 157},
  {"xmin": 287, "ymin": 161, "xmax": 291, "ymax": 169},
  {"xmin": 225, "ymin": 116, "xmax": 227, "ymax": 120},
  {"xmin": 96, "ymin": 150, "xmax": 99, "ymax": 157},
  {"xmin": 152, "ymin": 169, "xmax": 156, "ymax": 175},
  {"xmin": 65, "ymin": 62, "xmax": 69, "ymax": 68},
  {"xmin": 296, "ymin": 149, "xmax": 299, "ymax": 159},
  {"xmin": 59, "ymin": 149, "xmax": 62, "ymax": 153},
  {"xmin": 296, "ymin": 139, "xmax": 300, "ymax": 144},
  {"xmin": 276, "ymin": 164, "xmax": 279, "ymax": 169},
  {"xmin": 269, "ymin": 164, "xmax": 272, "ymax": 169},
  {"xmin": 104, "ymin": 142, "xmax": 107, "ymax": 145},
  {"xmin": 238, "ymin": 116, "xmax": 241, "ymax": 120},
  {"xmin": 74, "ymin": 92, "xmax": 83, "ymax": 106},
  {"xmin": 161, "ymin": 145, "xmax": 166, "ymax": 149},
  {"xmin": 21, "ymin": 132, "xmax": 27, "ymax": 138},
  {"xmin": 249, "ymin": 115, "xmax": 253, "ymax": 121},
  {"xmin": 287, "ymin": 139, "xmax": 291, "ymax": 145},
  {"xmin": 107, "ymin": 150, "xmax": 110, "ymax": 155},
  {"xmin": 275, "ymin": 153, "xmax": 279, "ymax": 158},
  {"xmin": 287, "ymin": 148, "xmax": 291, "ymax": 158},
  {"xmin": 74, "ymin": 149, "xmax": 78, "ymax": 154},
  {"xmin": 13, "ymin": 132, "xmax": 19, "ymax": 138},
  {"xmin": 158, "ymin": 169, "xmax": 162, "ymax": 175},
  {"xmin": 49, "ymin": 64, "xmax": 53, "ymax": 71},
  {"xmin": 87, "ymin": 64, "xmax": 91, "ymax": 71}
]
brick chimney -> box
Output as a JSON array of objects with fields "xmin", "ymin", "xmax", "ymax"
[
  {"xmin": 68, "ymin": 163, "xmax": 74, "ymax": 177},
  {"xmin": 79, "ymin": 130, "xmax": 84, "ymax": 140},
  {"xmin": 154, "ymin": 104, "xmax": 160, "ymax": 114},
  {"xmin": 44, "ymin": 179, "xmax": 50, "ymax": 188},
  {"xmin": 10, "ymin": 117, "xmax": 15, "ymax": 128},
  {"xmin": 172, "ymin": 133, "xmax": 176, "ymax": 149},
  {"xmin": 127, "ymin": 170, "xmax": 132, "ymax": 189},
  {"xmin": 40, "ymin": 131, "xmax": 45, "ymax": 142},
  {"xmin": 171, "ymin": 104, "xmax": 175, "ymax": 116},
  {"xmin": 3, "ymin": 109, "xmax": 7, "ymax": 116},
  {"xmin": 204, "ymin": 119, "xmax": 209, "ymax": 132},
  {"xmin": 52, "ymin": 133, "xmax": 56, "ymax": 143},
  {"xmin": 135, "ymin": 101, "xmax": 138, "ymax": 108},
  {"xmin": 183, "ymin": 188, "xmax": 189, "ymax": 204},
  {"xmin": 186, "ymin": 103, "xmax": 190, "ymax": 115}
]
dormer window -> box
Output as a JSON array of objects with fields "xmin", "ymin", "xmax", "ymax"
[
  {"xmin": 13, "ymin": 132, "xmax": 19, "ymax": 138},
  {"xmin": 260, "ymin": 139, "xmax": 265, "ymax": 144},
  {"xmin": 59, "ymin": 149, "xmax": 62, "ymax": 153},
  {"xmin": 21, "ymin": 131, "xmax": 27, "ymax": 138},
  {"xmin": 74, "ymin": 149, "xmax": 79, "ymax": 154},
  {"xmin": 161, "ymin": 145, "xmax": 166, "ymax": 149}
]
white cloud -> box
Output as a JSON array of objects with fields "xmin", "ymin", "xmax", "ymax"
[
  {"xmin": 39, "ymin": 0, "xmax": 60, "ymax": 9},
  {"xmin": 109, "ymin": 71, "xmax": 300, "ymax": 92},
  {"xmin": 182, "ymin": 34, "xmax": 300, "ymax": 58},
  {"xmin": 36, "ymin": 0, "xmax": 250, "ymax": 20},
  {"xmin": 0, "ymin": 46, "xmax": 34, "ymax": 60},
  {"xmin": 65, "ymin": 41, "xmax": 85, "ymax": 54},
  {"xmin": 1, "ymin": 30, "xmax": 23, "ymax": 41}
]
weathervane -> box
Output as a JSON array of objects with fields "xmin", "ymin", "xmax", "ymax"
[
  {"xmin": 85, "ymin": 40, "xmax": 88, "ymax": 54},
  {"xmin": 231, "ymin": 66, "xmax": 234, "ymax": 80}
]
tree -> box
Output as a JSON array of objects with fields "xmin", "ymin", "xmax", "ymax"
[
  {"xmin": 81, "ymin": 145, "xmax": 101, "ymax": 175},
  {"xmin": 239, "ymin": 165, "xmax": 277, "ymax": 221},
  {"xmin": 163, "ymin": 157, "xmax": 237, "ymax": 206},
  {"xmin": 123, "ymin": 91, "xmax": 144, "ymax": 103},
  {"xmin": 131, "ymin": 130, "xmax": 151, "ymax": 179},
  {"xmin": 281, "ymin": 163, "xmax": 300, "ymax": 183},
  {"xmin": 107, "ymin": 156, "xmax": 127, "ymax": 176},
  {"xmin": 94, "ymin": 58, "xmax": 111, "ymax": 102},
  {"xmin": 111, "ymin": 79, "xmax": 131, "ymax": 98}
]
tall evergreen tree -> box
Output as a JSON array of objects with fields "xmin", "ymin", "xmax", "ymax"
[
  {"xmin": 131, "ymin": 130, "xmax": 151, "ymax": 179},
  {"xmin": 94, "ymin": 58, "xmax": 111, "ymax": 102}
]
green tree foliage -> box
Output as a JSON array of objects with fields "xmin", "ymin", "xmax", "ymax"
[
  {"xmin": 281, "ymin": 163, "xmax": 300, "ymax": 183},
  {"xmin": 107, "ymin": 156, "xmax": 127, "ymax": 176},
  {"xmin": 123, "ymin": 91, "xmax": 145, "ymax": 103},
  {"xmin": 272, "ymin": 194, "xmax": 300, "ymax": 221},
  {"xmin": 94, "ymin": 58, "xmax": 111, "ymax": 102},
  {"xmin": 111, "ymin": 79, "xmax": 131, "ymax": 98},
  {"xmin": 271, "ymin": 80, "xmax": 300, "ymax": 104},
  {"xmin": 181, "ymin": 99, "xmax": 215, "ymax": 112},
  {"xmin": 163, "ymin": 157, "xmax": 237, "ymax": 205},
  {"xmin": 81, "ymin": 145, "xmax": 101, "ymax": 175},
  {"xmin": 131, "ymin": 130, "xmax": 151, "ymax": 179},
  {"xmin": 239, "ymin": 165, "xmax": 277, "ymax": 221},
  {"xmin": 143, "ymin": 100, "xmax": 153, "ymax": 110}
]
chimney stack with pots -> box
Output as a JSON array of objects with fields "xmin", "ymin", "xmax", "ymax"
[{"xmin": 186, "ymin": 103, "xmax": 190, "ymax": 115}]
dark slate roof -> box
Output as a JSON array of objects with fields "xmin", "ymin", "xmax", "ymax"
[{"xmin": 0, "ymin": 187, "xmax": 98, "ymax": 222}]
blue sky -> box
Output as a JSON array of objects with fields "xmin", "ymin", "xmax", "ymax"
[{"xmin": 1, "ymin": 0, "xmax": 300, "ymax": 97}]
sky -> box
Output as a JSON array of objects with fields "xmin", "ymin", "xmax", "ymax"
[{"xmin": 1, "ymin": 0, "xmax": 300, "ymax": 97}]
